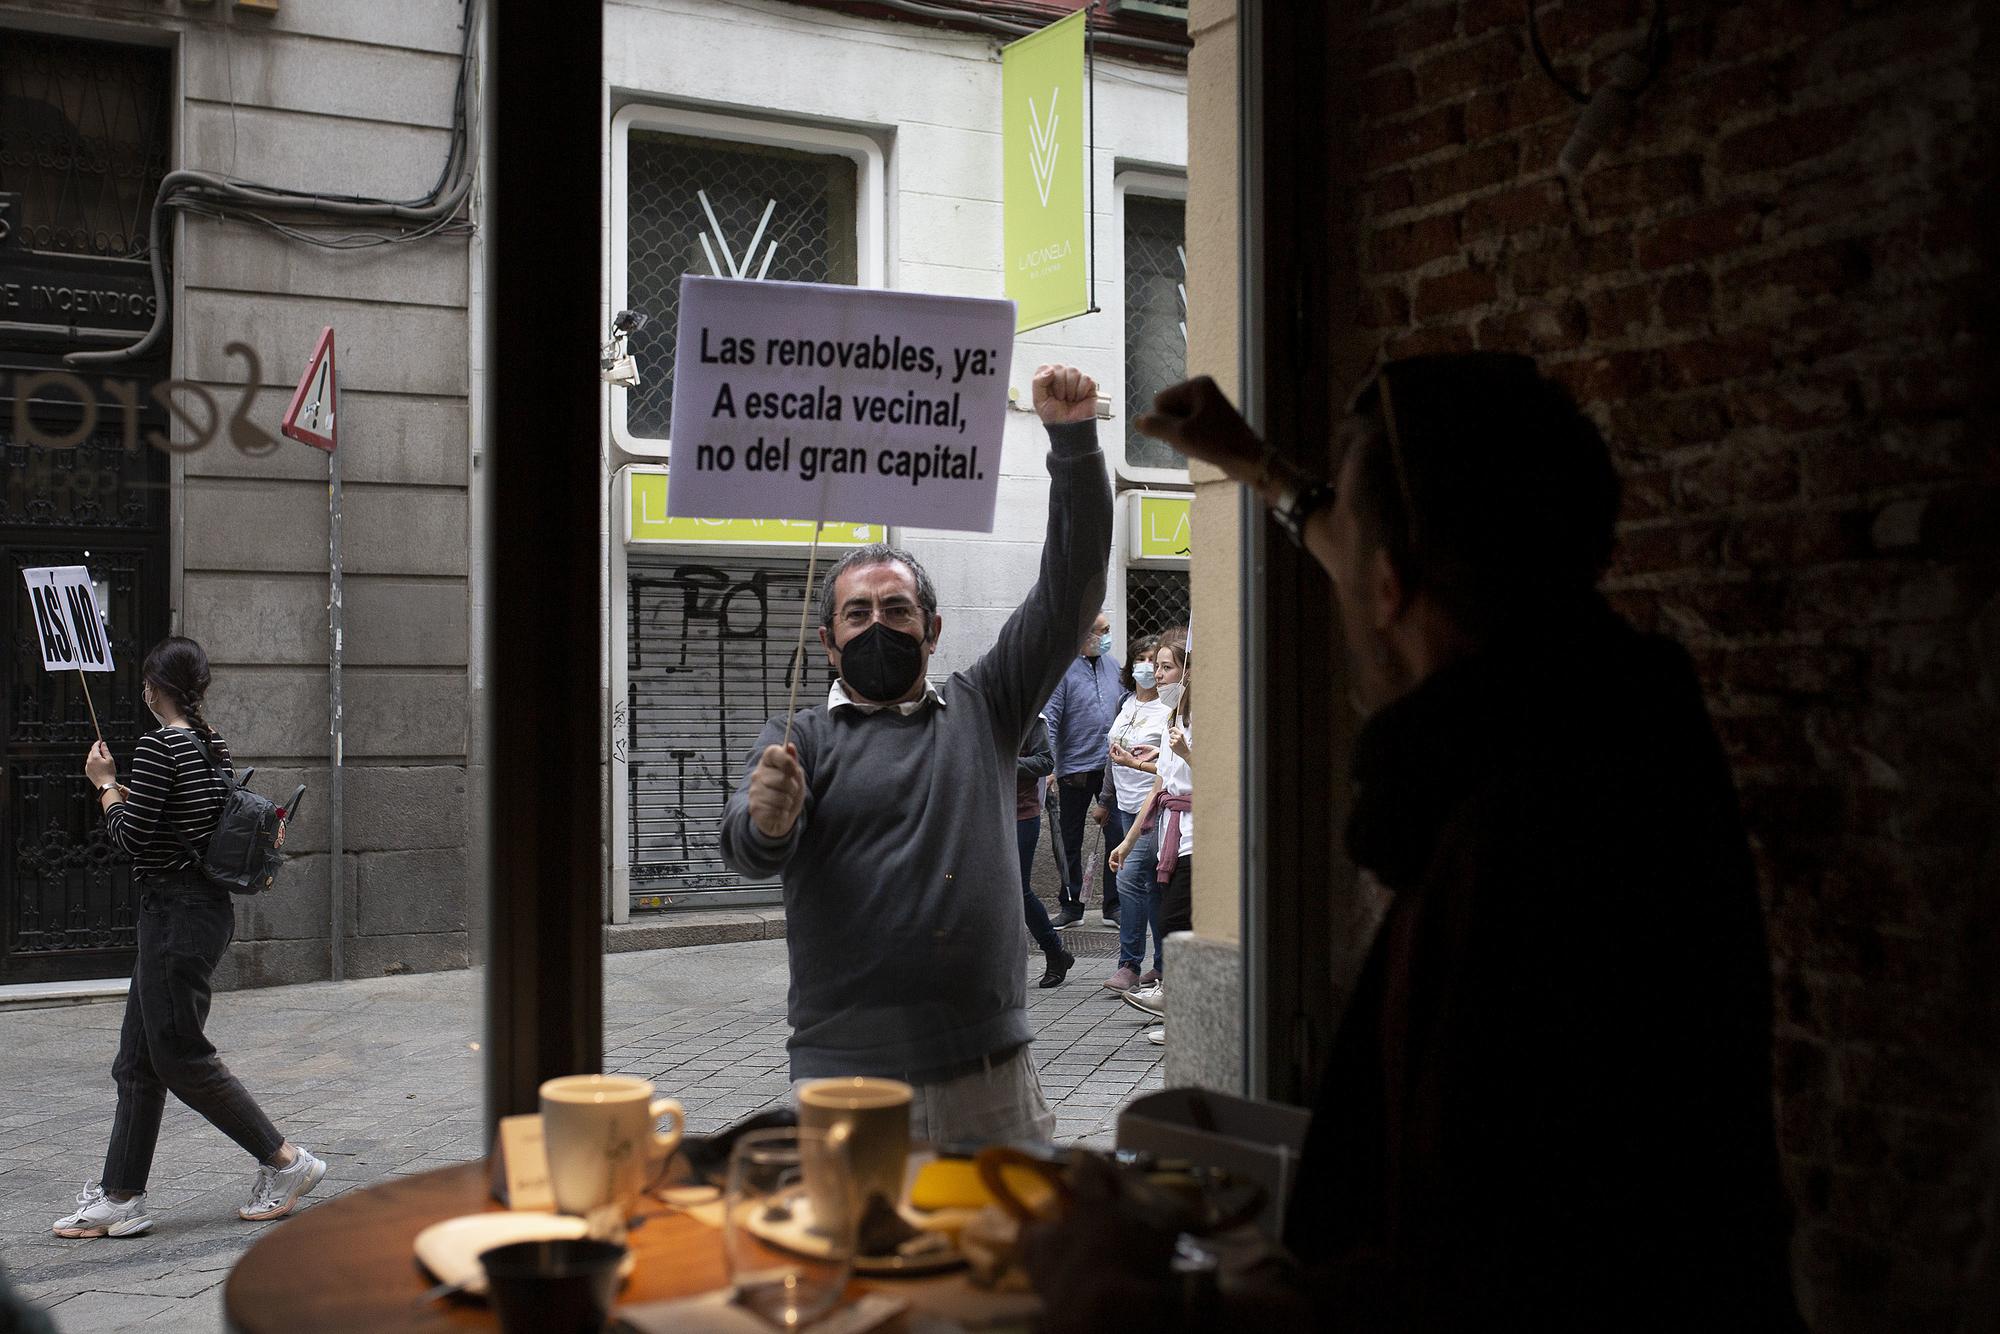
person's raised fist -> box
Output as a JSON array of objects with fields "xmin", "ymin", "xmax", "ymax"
[
  {"xmin": 1133, "ymin": 376, "xmax": 1263, "ymax": 483},
  {"xmin": 1032, "ymin": 364, "xmax": 1099, "ymax": 426}
]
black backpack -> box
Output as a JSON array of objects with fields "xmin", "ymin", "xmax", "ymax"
[{"xmin": 173, "ymin": 732, "xmax": 303, "ymax": 895}]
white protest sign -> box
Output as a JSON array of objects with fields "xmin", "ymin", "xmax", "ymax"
[
  {"xmin": 22, "ymin": 565, "xmax": 114, "ymax": 673},
  {"xmin": 667, "ymin": 276, "xmax": 1015, "ymax": 533}
]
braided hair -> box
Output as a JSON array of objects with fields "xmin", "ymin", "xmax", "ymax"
[{"xmin": 141, "ymin": 636, "xmax": 217, "ymax": 741}]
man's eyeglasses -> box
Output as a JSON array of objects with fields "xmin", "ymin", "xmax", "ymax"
[
  {"xmin": 838, "ymin": 600, "xmax": 926, "ymax": 632},
  {"xmin": 1376, "ymin": 364, "xmax": 1421, "ymax": 556}
]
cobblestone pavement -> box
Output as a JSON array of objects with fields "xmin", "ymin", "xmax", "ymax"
[{"xmin": 0, "ymin": 929, "xmax": 1156, "ymax": 1333}]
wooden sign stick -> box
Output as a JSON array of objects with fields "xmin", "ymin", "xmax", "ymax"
[
  {"xmin": 77, "ymin": 668, "xmax": 104, "ymax": 746},
  {"xmin": 781, "ymin": 518, "xmax": 828, "ymax": 750}
]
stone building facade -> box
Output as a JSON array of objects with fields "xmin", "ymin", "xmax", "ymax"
[
  {"xmin": 2, "ymin": 0, "xmax": 1187, "ymax": 984},
  {"xmin": 0, "ymin": 0, "xmax": 479, "ymax": 991}
]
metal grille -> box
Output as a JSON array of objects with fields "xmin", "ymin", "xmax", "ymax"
[
  {"xmin": 625, "ymin": 131, "xmax": 859, "ymax": 440},
  {"xmin": 0, "ymin": 33, "xmax": 170, "ymax": 259},
  {"xmin": 3, "ymin": 433, "xmax": 164, "ymax": 530},
  {"xmin": 626, "ymin": 551, "xmax": 825, "ymax": 909},
  {"xmin": 1123, "ymin": 194, "xmax": 1187, "ymax": 472},
  {"xmin": 1126, "ymin": 567, "xmax": 1190, "ymax": 647}
]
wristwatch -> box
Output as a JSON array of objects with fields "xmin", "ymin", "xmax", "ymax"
[
  {"xmin": 97, "ymin": 780, "xmax": 119, "ymax": 796},
  {"xmin": 1264, "ymin": 449, "xmax": 1336, "ymax": 548}
]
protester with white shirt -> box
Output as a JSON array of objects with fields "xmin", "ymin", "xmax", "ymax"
[
  {"xmin": 1110, "ymin": 650, "xmax": 1193, "ymax": 1041},
  {"xmin": 1098, "ymin": 634, "xmax": 1178, "ymax": 992}
]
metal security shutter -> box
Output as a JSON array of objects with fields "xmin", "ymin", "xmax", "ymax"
[{"xmin": 627, "ymin": 551, "xmax": 821, "ymax": 911}]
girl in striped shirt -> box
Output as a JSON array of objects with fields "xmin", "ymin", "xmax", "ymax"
[{"xmin": 53, "ymin": 636, "xmax": 325, "ymax": 1239}]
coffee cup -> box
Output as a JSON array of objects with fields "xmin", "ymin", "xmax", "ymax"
[
  {"xmin": 539, "ymin": 1075, "xmax": 684, "ymax": 1224},
  {"xmin": 480, "ymin": 1238, "xmax": 625, "ymax": 1334},
  {"xmin": 796, "ymin": 1076, "xmax": 912, "ymax": 1231}
]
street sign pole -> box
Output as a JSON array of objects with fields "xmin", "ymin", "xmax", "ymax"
[
  {"xmin": 282, "ymin": 327, "xmax": 342, "ymax": 981},
  {"xmin": 328, "ymin": 443, "xmax": 345, "ymax": 982}
]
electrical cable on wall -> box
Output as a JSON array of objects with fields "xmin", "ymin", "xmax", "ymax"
[
  {"xmin": 1528, "ymin": 0, "xmax": 1670, "ymax": 174},
  {"xmin": 66, "ymin": 0, "xmax": 480, "ymax": 367}
]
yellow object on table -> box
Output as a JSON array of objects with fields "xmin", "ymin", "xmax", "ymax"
[{"xmin": 909, "ymin": 1159, "xmax": 996, "ymax": 1211}]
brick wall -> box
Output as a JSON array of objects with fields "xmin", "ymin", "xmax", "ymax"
[{"xmin": 1342, "ymin": 1, "xmax": 1998, "ymax": 1328}]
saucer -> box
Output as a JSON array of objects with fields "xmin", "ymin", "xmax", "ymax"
[
  {"xmin": 740, "ymin": 1189, "xmax": 966, "ymax": 1277},
  {"xmin": 414, "ymin": 1212, "xmax": 636, "ymax": 1296}
]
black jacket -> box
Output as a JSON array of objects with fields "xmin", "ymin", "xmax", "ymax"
[{"xmin": 1286, "ymin": 601, "xmax": 1800, "ymax": 1331}]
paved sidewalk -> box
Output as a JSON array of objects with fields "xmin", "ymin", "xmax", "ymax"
[{"xmin": 0, "ymin": 934, "xmax": 1158, "ymax": 1333}]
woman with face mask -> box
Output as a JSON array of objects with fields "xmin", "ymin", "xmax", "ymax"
[
  {"xmin": 1097, "ymin": 635, "xmax": 1175, "ymax": 993},
  {"xmin": 55, "ymin": 637, "xmax": 324, "ymax": 1241},
  {"xmin": 1109, "ymin": 643, "xmax": 1192, "ymax": 1044}
]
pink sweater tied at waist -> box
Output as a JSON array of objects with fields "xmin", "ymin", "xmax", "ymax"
[{"xmin": 1145, "ymin": 791, "xmax": 1192, "ymax": 883}]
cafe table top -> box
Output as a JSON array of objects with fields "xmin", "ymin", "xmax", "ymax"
[{"xmin": 223, "ymin": 1159, "xmax": 1035, "ymax": 1334}]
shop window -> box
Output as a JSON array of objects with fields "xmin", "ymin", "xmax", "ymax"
[
  {"xmin": 1119, "ymin": 181, "xmax": 1188, "ymax": 481},
  {"xmin": 611, "ymin": 108, "xmax": 882, "ymax": 455},
  {"xmin": 1127, "ymin": 566, "xmax": 1190, "ymax": 647}
]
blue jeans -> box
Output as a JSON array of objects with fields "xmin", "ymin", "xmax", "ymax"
[
  {"xmin": 1105, "ymin": 806, "xmax": 1135, "ymax": 854},
  {"xmin": 1016, "ymin": 816, "xmax": 1062, "ymax": 957},
  {"xmin": 1114, "ymin": 820, "xmax": 1163, "ymax": 973}
]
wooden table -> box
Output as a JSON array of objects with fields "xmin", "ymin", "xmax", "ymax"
[{"xmin": 224, "ymin": 1160, "xmax": 1033, "ymax": 1333}]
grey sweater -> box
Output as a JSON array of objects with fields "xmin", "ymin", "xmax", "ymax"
[{"xmin": 719, "ymin": 420, "xmax": 1112, "ymax": 1080}]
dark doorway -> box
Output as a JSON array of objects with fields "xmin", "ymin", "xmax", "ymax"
[{"xmin": 1, "ymin": 30, "xmax": 173, "ymax": 985}]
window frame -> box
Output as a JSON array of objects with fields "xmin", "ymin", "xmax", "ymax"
[
  {"xmin": 608, "ymin": 103, "xmax": 887, "ymax": 459},
  {"xmin": 1112, "ymin": 167, "xmax": 1191, "ymax": 487}
]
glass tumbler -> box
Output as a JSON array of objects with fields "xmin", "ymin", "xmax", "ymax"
[{"xmin": 723, "ymin": 1126, "xmax": 855, "ymax": 1329}]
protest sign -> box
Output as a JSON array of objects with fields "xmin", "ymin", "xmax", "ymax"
[
  {"xmin": 666, "ymin": 276, "xmax": 1015, "ymax": 534},
  {"xmin": 23, "ymin": 565, "xmax": 112, "ymax": 673}
]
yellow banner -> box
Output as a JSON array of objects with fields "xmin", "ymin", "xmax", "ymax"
[
  {"xmin": 1003, "ymin": 11, "xmax": 1090, "ymax": 333},
  {"xmin": 628, "ymin": 472, "xmax": 884, "ymax": 545}
]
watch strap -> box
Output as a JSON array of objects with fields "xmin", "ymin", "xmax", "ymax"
[{"xmin": 1272, "ymin": 475, "xmax": 1336, "ymax": 547}]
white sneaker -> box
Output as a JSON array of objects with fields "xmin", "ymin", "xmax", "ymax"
[
  {"xmin": 1122, "ymin": 983, "xmax": 1165, "ymax": 1018},
  {"xmin": 1145, "ymin": 1024, "xmax": 1166, "ymax": 1045},
  {"xmin": 239, "ymin": 1146, "xmax": 327, "ymax": 1221},
  {"xmin": 53, "ymin": 1182, "xmax": 153, "ymax": 1238}
]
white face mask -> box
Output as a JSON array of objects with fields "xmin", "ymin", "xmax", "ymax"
[
  {"xmin": 1132, "ymin": 661, "xmax": 1157, "ymax": 689},
  {"xmin": 1156, "ymin": 682, "xmax": 1184, "ymax": 711}
]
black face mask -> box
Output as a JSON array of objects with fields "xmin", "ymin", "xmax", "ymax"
[{"xmin": 838, "ymin": 621, "xmax": 927, "ymax": 703}]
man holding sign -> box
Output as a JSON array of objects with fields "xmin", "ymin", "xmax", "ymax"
[{"xmin": 720, "ymin": 364, "xmax": 1111, "ymax": 1145}]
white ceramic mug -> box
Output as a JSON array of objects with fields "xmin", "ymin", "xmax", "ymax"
[
  {"xmin": 539, "ymin": 1075, "xmax": 685, "ymax": 1222},
  {"xmin": 796, "ymin": 1077, "xmax": 912, "ymax": 1230}
]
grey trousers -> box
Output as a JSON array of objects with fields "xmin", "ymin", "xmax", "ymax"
[{"xmin": 794, "ymin": 1042, "xmax": 1055, "ymax": 1147}]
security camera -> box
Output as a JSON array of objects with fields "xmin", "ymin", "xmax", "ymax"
[
  {"xmin": 601, "ymin": 310, "xmax": 649, "ymax": 388},
  {"xmin": 602, "ymin": 353, "xmax": 641, "ymax": 389}
]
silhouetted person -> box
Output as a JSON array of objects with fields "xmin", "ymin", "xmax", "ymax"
[{"xmin": 1028, "ymin": 353, "xmax": 1799, "ymax": 1332}]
